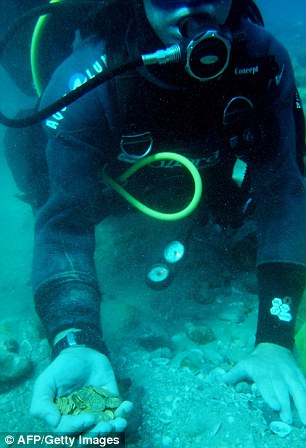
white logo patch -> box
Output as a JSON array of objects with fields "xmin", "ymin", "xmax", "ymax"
[{"xmin": 270, "ymin": 297, "xmax": 292, "ymax": 322}]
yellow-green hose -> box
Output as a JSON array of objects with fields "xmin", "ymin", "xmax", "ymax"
[
  {"xmin": 31, "ymin": 0, "xmax": 62, "ymax": 96},
  {"xmin": 103, "ymin": 152, "xmax": 203, "ymax": 221}
]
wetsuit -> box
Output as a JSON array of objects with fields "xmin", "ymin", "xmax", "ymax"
[{"xmin": 33, "ymin": 15, "xmax": 306, "ymax": 354}]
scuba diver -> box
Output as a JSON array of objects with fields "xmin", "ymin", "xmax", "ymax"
[{"xmin": 2, "ymin": 0, "xmax": 306, "ymax": 436}]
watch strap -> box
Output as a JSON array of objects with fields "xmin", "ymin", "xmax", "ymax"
[{"xmin": 52, "ymin": 329, "xmax": 108, "ymax": 360}]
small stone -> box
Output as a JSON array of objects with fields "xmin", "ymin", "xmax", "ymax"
[
  {"xmin": 180, "ymin": 357, "xmax": 199, "ymax": 375},
  {"xmin": 19, "ymin": 339, "xmax": 33, "ymax": 357},
  {"xmin": 0, "ymin": 349, "xmax": 31, "ymax": 382},
  {"xmin": 269, "ymin": 421, "xmax": 292, "ymax": 438},
  {"xmin": 184, "ymin": 323, "xmax": 215, "ymax": 345},
  {"xmin": 206, "ymin": 367, "xmax": 226, "ymax": 384},
  {"xmin": 251, "ymin": 383, "xmax": 261, "ymax": 397},
  {"xmin": 235, "ymin": 382, "xmax": 252, "ymax": 394},
  {"xmin": 157, "ymin": 408, "xmax": 173, "ymax": 424},
  {"xmin": 219, "ymin": 304, "xmax": 245, "ymax": 323},
  {"xmin": 201, "ymin": 345, "xmax": 226, "ymax": 365},
  {"xmin": 151, "ymin": 357, "xmax": 170, "ymax": 366},
  {"xmin": 178, "ymin": 350, "xmax": 203, "ymax": 374}
]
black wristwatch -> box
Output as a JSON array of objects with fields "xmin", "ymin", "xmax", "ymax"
[{"xmin": 52, "ymin": 329, "xmax": 108, "ymax": 360}]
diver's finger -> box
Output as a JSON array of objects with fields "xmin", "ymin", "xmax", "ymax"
[
  {"xmin": 109, "ymin": 417, "xmax": 127, "ymax": 432},
  {"xmin": 53, "ymin": 414, "xmax": 96, "ymax": 435},
  {"xmin": 30, "ymin": 377, "xmax": 61, "ymax": 427},
  {"xmin": 81, "ymin": 421, "xmax": 113, "ymax": 437},
  {"xmin": 114, "ymin": 400, "xmax": 133, "ymax": 418}
]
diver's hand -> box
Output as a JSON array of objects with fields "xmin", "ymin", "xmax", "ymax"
[
  {"xmin": 30, "ymin": 347, "xmax": 133, "ymax": 435},
  {"xmin": 223, "ymin": 342, "xmax": 306, "ymax": 425}
]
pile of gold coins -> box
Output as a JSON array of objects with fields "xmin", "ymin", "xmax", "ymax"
[{"xmin": 55, "ymin": 385, "xmax": 123, "ymax": 422}]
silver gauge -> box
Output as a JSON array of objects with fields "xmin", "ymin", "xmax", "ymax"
[
  {"xmin": 163, "ymin": 240, "xmax": 185, "ymax": 264},
  {"xmin": 146, "ymin": 263, "xmax": 173, "ymax": 290}
]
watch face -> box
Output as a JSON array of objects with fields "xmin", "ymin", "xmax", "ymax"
[{"xmin": 163, "ymin": 241, "xmax": 185, "ymax": 264}]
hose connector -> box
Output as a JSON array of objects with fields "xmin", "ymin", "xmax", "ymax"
[{"xmin": 142, "ymin": 44, "xmax": 181, "ymax": 66}]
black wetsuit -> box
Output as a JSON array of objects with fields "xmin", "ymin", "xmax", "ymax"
[{"xmin": 32, "ymin": 16, "xmax": 306, "ymax": 353}]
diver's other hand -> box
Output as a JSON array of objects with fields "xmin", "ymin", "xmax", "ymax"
[
  {"xmin": 223, "ymin": 342, "xmax": 306, "ymax": 425},
  {"xmin": 30, "ymin": 347, "xmax": 133, "ymax": 434}
]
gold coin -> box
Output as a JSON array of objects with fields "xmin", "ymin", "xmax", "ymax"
[
  {"xmin": 77, "ymin": 388, "xmax": 93, "ymax": 403},
  {"xmin": 96, "ymin": 411, "xmax": 112, "ymax": 422},
  {"xmin": 103, "ymin": 410, "xmax": 115, "ymax": 420},
  {"xmin": 87, "ymin": 396, "xmax": 106, "ymax": 413},
  {"xmin": 105, "ymin": 397, "xmax": 123, "ymax": 409},
  {"xmin": 71, "ymin": 393, "xmax": 87, "ymax": 409},
  {"xmin": 90, "ymin": 386, "xmax": 110, "ymax": 398},
  {"xmin": 56, "ymin": 385, "xmax": 123, "ymax": 417},
  {"xmin": 57, "ymin": 396, "xmax": 75, "ymax": 415}
]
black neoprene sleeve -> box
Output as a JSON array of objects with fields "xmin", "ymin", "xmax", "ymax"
[{"xmin": 256, "ymin": 262, "xmax": 306, "ymax": 350}]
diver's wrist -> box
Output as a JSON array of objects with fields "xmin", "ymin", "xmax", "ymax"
[{"xmin": 51, "ymin": 328, "xmax": 109, "ymax": 360}]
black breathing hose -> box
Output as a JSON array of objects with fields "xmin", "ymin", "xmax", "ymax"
[
  {"xmin": 0, "ymin": 1, "xmax": 143, "ymax": 128},
  {"xmin": 0, "ymin": 58, "xmax": 143, "ymax": 128}
]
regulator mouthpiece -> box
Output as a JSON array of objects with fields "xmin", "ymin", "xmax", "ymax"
[
  {"xmin": 185, "ymin": 29, "xmax": 231, "ymax": 81},
  {"xmin": 142, "ymin": 26, "xmax": 231, "ymax": 83},
  {"xmin": 179, "ymin": 16, "xmax": 209, "ymax": 39}
]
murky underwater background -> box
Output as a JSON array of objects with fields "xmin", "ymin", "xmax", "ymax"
[{"xmin": 0, "ymin": 1, "xmax": 306, "ymax": 447}]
